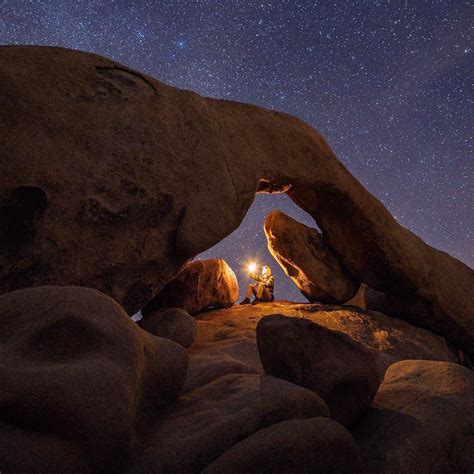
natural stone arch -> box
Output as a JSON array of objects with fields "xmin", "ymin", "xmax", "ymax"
[{"xmin": 0, "ymin": 45, "xmax": 473, "ymax": 356}]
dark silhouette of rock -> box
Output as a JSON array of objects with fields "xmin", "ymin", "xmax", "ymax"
[
  {"xmin": 0, "ymin": 286, "xmax": 188, "ymax": 473},
  {"xmin": 1, "ymin": 45, "xmax": 473, "ymax": 356},
  {"xmin": 185, "ymin": 301, "xmax": 459, "ymax": 392},
  {"xmin": 143, "ymin": 259, "xmax": 238, "ymax": 315},
  {"xmin": 132, "ymin": 374, "xmax": 329, "ymax": 473},
  {"xmin": 257, "ymin": 315, "xmax": 382, "ymax": 427},
  {"xmin": 354, "ymin": 360, "xmax": 474, "ymax": 474},
  {"xmin": 344, "ymin": 283, "xmax": 390, "ymax": 313},
  {"xmin": 138, "ymin": 307, "xmax": 197, "ymax": 347},
  {"xmin": 203, "ymin": 417, "xmax": 364, "ymax": 474},
  {"xmin": 264, "ymin": 210, "xmax": 359, "ymax": 303}
]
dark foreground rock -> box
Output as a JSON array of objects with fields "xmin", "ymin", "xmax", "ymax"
[
  {"xmin": 203, "ymin": 417, "xmax": 365, "ymax": 474},
  {"xmin": 132, "ymin": 374, "xmax": 329, "ymax": 473},
  {"xmin": 139, "ymin": 307, "xmax": 197, "ymax": 347},
  {"xmin": 354, "ymin": 359, "xmax": 474, "ymax": 474},
  {"xmin": 1, "ymin": 46, "xmax": 473, "ymax": 355},
  {"xmin": 257, "ymin": 315, "xmax": 382, "ymax": 427},
  {"xmin": 185, "ymin": 301, "xmax": 459, "ymax": 392},
  {"xmin": 0, "ymin": 286, "xmax": 188, "ymax": 474},
  {"xmin": 264, "ymin": 210, "xmax": 359, "ymax": 303},
  {"xmin": 143, "ymin": 259, "xmax": 238, "ymax": 315}
]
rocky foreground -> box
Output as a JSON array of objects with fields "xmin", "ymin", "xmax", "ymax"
[{"xmin": 1, "ymin": 283, "xmax": 472, "ymax": 473}]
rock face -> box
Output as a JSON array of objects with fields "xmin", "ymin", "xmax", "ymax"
[
  {"xmin": 257, "ymin": 315, "xmax": 382, "ymax": 427},
  {"xmin": 264, "ymin": 210, "xmax": 359, "ymax": 303},
  {"xmin": 0, "ymin": 286, "xmax": 188, "ymax": 473},
  {"xmin": 138, "ymin": 307, "xmax": 197, "ymax": 347},
  {"xmin": 345, "ymin": 283, "xmax": 390, "ymax": 313},
  {"xmin": 133, "ymin": 374, "xmax": 329, "ymax": 473},
  {"xmin": 185, "ymin": 301, "xmax": 459, "ymax": 392},
  {"xmin": 203, "ymin": 417, "xmax": 365, "ymax": 474},
  {"xmin": 143, "ymin": 259, "xmax": 238, "ymax": 315},
  {"xmin": 1, "ymin": 46, "xmax": 473, "ymax": 355},
  {"xmin": 354, "ymin": 360, "xmax": 474, "ymax": 474}
]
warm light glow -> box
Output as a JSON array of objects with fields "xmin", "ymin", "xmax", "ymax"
[{"xmin": 247, "ymin": 262, "xmax": 257, "ymax": 273}]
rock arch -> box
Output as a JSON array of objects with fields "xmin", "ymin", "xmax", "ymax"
[{"xmin": 0, "ymin": 45, "xmax": 473, "ymax": 355}]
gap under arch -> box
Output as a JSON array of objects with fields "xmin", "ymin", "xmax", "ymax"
[{"xmin": 198, "ymin": 192, "xmax": 317, "ymax": 302}]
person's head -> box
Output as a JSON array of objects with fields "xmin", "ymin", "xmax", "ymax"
[{"xmin": 262, "ymin": 265, "xmax": 271, "ymax": 278}]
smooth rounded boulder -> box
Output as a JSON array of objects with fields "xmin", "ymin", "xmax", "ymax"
[
  {"xmin": 132, "ymin": 374, "xmax": 329, "ymax": 473},
  {"xmin": 264, "ymin": 210, "xmax": 359, "ymax": 303},
  {"xmin": 203, "ymin": 417, "xmax": 365, "ymax": 474},
  {"xmin": 257, "ymin": 314, "xmax": 382, "ymax": 427},
  {"xmin": 0, "ymin": 286, "xmax": 188, "ymax": 474},
  {"xmin": 139, "ymin": 307, "xmax": 197, "ymax": 347},
  {"xmin": 354, "ymin": 360, "xmax": 474, "ymax": 474},
  {"xmin": 143, "ymin": 259, "xmax": 238, "ymax": 315}
]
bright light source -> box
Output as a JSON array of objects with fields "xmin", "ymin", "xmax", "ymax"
[{"xmin": 248, "ymin": 262, "xmax": 257, "ymax": 273}]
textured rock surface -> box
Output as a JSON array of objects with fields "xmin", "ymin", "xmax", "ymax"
[
  {"xmin": 257, "ymin": 315, "xmax": 382, "ymax": 427},
  {"xmin": 185, "ymin": 302, "xmax": 458, "ymax": 392},
  {"xmin": 133, "ymin": 374, "xmax": 329, "ymax": 473},
  {"xmin": 138, "ymin": 307, "xmax": 197, "ymax": 347},
  {"xmin": 354, "ymin": 360, "xmax": 474, "ymax": 474},
  {"xmin": 143, "ymin": 259, "xmax": 238, "ymax": 315},
  {"xmin": 264, "ymin": 210, "xmax": 359, "ymax": 303},
  {"xmin": 0, "ymin": 286, "xmax": 188, "ymax": 474},
  {"xmin": 1, "ymin": 45, "xmax": 473, "ymax": 355},
  {"xmin": 203, "ymin": 417, "xmax": 364, "ymax": 474}
]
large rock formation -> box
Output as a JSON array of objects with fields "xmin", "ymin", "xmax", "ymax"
[
  {"xmin": 264, "ymin": 210, "xmax": 359, "ymax": 303},
  {"xmin": 185, "ymin": 301, "xmax": 459, "ymax": 392},
  {"xmin": 257, "ymin": 315, "xmax": 382, "ymax": 427},
  {"xmin": 142, "ymin": 258, "xmax": 238, "ymax": 315},
  {"xmin": 203, "ymin": 417, "xmax": 365, "ymax": 474},
  {"xmin": 1, "ymin": 46, "xmax": 473, "ymax": 355},
  {"xmin": 0, "ymin": 286, "xmax": 188, "ymax": 473},
  {"xmin": 354, "ymin": 360, "xmax": 474, "ymax": 473},
  {"xmin": 132, "ymin": 374, "xmax": 329, "ymax": 473}
]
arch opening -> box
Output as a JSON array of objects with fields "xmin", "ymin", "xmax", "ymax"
[{"xmin": 198, "ymin": 191, "xmax": 316, "ymax": 302}]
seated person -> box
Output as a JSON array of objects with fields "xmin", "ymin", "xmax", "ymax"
[{"xmin": 240, "ymin": 265, "xmax": 275, "ymax": 305}]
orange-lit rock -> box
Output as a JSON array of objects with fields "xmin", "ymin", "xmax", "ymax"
[
  {"xmin": 184, "ymin": 301, "xmax": 459, "ymax": 392},
  {"xmin": 264, "ymin": 210, "xmax": 359, "ymax": 303},
  {"xmin": 143, "ymin": 259, "xmax": 239, "ymax": 315}
]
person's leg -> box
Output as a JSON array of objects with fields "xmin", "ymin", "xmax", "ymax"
[
  {"xmin": 252, "ymin": 283, "xmax": 266, "ymax": 304},
  {"xmin": 247, "ymin": 284, "xmax": 256, "ymax": 299},
  {"xmin": 260, "ymin": 287, "xmax": 272, "ymax": 302},
  {"xmin": 240, "ymin": 284, "xmax": 256, "ymax": 304},
  {"xmin": 256, "ymin": 283, "xmax": 264, "ymax": 299}
]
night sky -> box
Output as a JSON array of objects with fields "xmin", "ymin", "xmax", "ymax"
[{"xmin": 1, "ymin": 1, "xmax": 472, "ymax": 302}]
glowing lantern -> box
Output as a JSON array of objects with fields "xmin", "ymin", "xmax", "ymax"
[{"xmin": 247, "ymin": 262, "xmax": 257, "ymax": 273}]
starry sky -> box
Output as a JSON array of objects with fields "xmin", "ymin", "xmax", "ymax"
[{"xmin": 1, "ymin": 1, "xmax": 472, "ymax": 301}]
